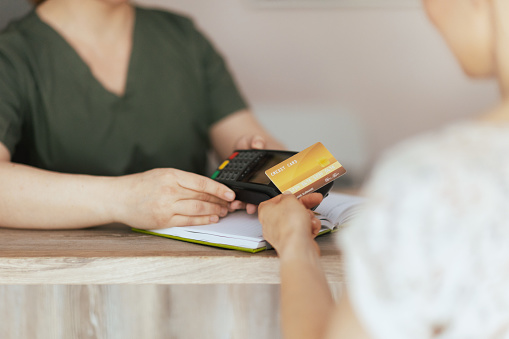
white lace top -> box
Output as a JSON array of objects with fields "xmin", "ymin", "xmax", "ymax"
[{"xmin": 340, "ymin": 121, "xmax": 509, "ymax": 339}]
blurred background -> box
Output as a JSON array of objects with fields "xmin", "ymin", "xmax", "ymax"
[{"xmin": 0, "ymin": 0, "xmax": 499, "ymax": 186}]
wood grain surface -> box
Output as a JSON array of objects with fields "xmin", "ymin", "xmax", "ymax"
[
  {"xmin": 0, "ymin": 225, "xmax": 344, "ymax": 339},
  {"xmin": 0, "ymin": 284, "xmax": 289, "ymax": 339},
  {"xmin": 0, "ymin": 224, "xmax": 343, "ymax": 284}
]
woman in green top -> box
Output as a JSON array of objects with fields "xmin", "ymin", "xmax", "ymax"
[{"xmin": 0, "ymin": 0, "xmax": 282, "ymax": 230}]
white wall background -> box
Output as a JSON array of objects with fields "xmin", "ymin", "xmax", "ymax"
[
  {"xmin": 0, "ymin": 0, "xmax": 31, "ymax": 30},
  {"xmin": 137, "ymin": 0, "xmax": 499, "ymax": 184},
  {"xmin": 2, "ymin": 0, "xmax": 500, "ymax": 184}
]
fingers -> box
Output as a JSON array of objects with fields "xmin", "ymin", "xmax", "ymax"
[
  {"xmin": 250, "ymin": 135, "xmax": 265, "ymax": 149},
  {"xmin": 235, "ymin": 135, "xmax": 266, "ymax": 150},
  {"xmin": 260, "ymin": 193, "xmax": 297, "ymax": 211},
  {"xmin": 175, "ymin": 170, "xmax": 235, "ymax": 202},
  {"xmin": 151, "ymin": 200, "xmax": 229, "ymax": 229},
  {"xmin": 269, "ymin": 193, "xmax": 286, "ymax": 204},
  {"xmin": 258, "ymin": 194, "xmax": 285, "ymax": 216},
  {"xmin": 229, "ymin": 200, "xmax": 246, "ymax": 212},
  {"xmin": 246, "ymin": 203, "xmax": 258, "ymax": 214},
  {"xmin": 299, "ymin": 193, "xmax": 323, "ymax": 209},
  {"xmin": 260, "ymin": 192, "xmax": 322, "ymax": 216},
  {"xmin": 166, "ymin": 214, "xmax": 221, "ymax": 228},
  {"xmin": 228, "ymin": 201, "xmax": 258, "ymax": 215},
  {"xmin": 192, "ymin": 192, "xmax": 230, "ymax": 208},
  {"xmin": 309, "ymin": 211, "xmax": 322, "ymax": 236},
  {"xmin": 259, "ymin": 193, "xmax": 303, "ymax": 222},
  {"xmin": 260, "ymin": 193, "xmax": 321, "ymax": 234},
  {"xmin": 228, "ymin": 200, "xmax": 258, "ymax": 215},
  {"xmin": 132, "ymin": 169, "xmax": 239, "ymax": 229},
  {"xmin": 173, "ymin": 200, "xmax": 229, "ymax": 218}
]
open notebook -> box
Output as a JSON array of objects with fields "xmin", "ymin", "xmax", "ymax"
[{"xmin": 132, "ymin": 192, "xmax": 363, "ymax": 253}]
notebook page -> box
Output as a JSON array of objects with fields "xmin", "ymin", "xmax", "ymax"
[
  {"xmin": 167, "ymin": 228, "xmax": 264, "ymax": 249},
  {"xmin": 169, "ymin": 211, "xmax": 264, "ymax": 242},
  {"xmin": 314, "ymin": 193, "xmax": 364, "ymax": 228},
  {"xmin": 150, "ymin": 193, "xmax": 362, "ymax": 245}
]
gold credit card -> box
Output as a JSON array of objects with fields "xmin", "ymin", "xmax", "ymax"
[{"xmin": 265, "ymin": 142, "xmax": 346, "ymax": 198}]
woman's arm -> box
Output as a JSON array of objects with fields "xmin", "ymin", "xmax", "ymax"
[
  {"xmin": 0, "ymin": 142, "xmax": 118, "ymax": 229},
  {"xmin": 278, "ymin": 239, "xmax": 370, "ymax": 339},
  {"xmin": 259, "ymin": 193, "xmax": 334, "ymax": 339},
  {"xmin": 324, "ymin": 293, "xmax": 370, "ymax": 339},
  {"xmin": 278, "ymin": 237, "xmax": 336, "ymax": 339},
  {"xmin": 259, "ymin": 193, "xmax": 371, "ymax": 339},
  {"xmin": 0, "ymin": 142, "xmax": 236, "ymax": 230}
]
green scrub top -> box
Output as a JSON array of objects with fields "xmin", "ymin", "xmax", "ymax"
[{"xmin": 0, "ymin": 7, "xmax": 247, "ymax": 176}]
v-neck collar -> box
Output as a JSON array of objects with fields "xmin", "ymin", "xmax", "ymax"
[{"xmin": 31, "ymin": 7, "xmax": 140, "ymax": 101}]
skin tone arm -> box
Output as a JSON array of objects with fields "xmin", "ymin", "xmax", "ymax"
[
  {"xmin": 0, "ymin": 110, "xmax": 281, "ymax": 229},
  {"xmin": 324, "ymin": 295, "xmax": 370, "ymax": 339},
  {"xmin": 0, "ymin": 142, "xmax": 236, "ymax": 230},
  {"xmin": 259, "ymin": 193, "xmax": 334, "ymax": 339},
  {"xmin": 209, "ymin": 108, "xmax": 284, "ymax": 160},
  {"xmin": 258, "ymin": 193, "xmax": 370, "ymax": 339}
]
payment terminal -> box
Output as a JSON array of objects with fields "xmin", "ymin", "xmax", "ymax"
[{"xmin": 211, "ymin": 150, "xmax": 334, "ymax": 205}]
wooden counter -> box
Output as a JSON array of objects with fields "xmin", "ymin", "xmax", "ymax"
[
  {"xmin": 0, "ymin": 223, "xmax": 343, "ymax": 284},
  {"xmin": 0, "ymin": 192, "xmax": 354, "ymax": 338}
]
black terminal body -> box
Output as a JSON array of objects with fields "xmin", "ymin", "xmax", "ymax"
[{"xmin": 211, "ymin": 149, "xmax": 334, "ymax": 205}]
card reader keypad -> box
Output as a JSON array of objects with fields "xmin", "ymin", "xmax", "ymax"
[{"xmin": 212, "ymin": 151, "xmax": 266, "ymax": 181}]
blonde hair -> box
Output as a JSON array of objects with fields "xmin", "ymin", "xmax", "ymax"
[{"xmin": 493, "ymin": 0, "xmax": 509, "ymax": 96}]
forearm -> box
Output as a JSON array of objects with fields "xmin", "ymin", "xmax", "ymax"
[
  {"xmin": 0, "ymin": 162, "xmax": 121, "ymax": 229},
  {"xmin": 210, "ymin": 109, "xmax": 285, "ymax": 159},
  {"xmin": 279, "ymin": 237, "xmax": 335, "ymax": 339}
]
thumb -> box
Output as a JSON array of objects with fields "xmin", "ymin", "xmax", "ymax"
[{"xmin": 251, "ymin": 135, "xmax": 266, "ymax": 149}]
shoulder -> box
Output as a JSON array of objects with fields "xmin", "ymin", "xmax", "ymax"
[
  {"xmin": 0, "ymin": 11, "xmax": 39, "ymax": 66},
  {"xmin": 341, "ymin": 120, "xmax": 509, "ymax": 265},
  {"xmin": 367, "ymin": 121, "xmax": 509, "ymax": 194},
  {"xmin": 0, "ymin": 24, "xmax": 33, "ymax": 94},
  {"xmin": 340, "ymin": 121, "xmax": 509, "ymax": 338},
  {"xmin": 1, "ymin": 10, "xmax": 38, "ymax": 41},
  {"xmin": 0, "ymin": 19, "xmax": 27, "ymax": 52},
  {"xmin": 356, "ymin": 120, "xmax": 509, "ymax": 230}
]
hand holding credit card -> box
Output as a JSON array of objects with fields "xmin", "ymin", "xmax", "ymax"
[{"xmin": 265, "ymin": 142, "xmax": 346, "ymax": 199}]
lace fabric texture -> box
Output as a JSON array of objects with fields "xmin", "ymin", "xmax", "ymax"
[{"xmin": 340, "ymin": 122, "xmax": 509, "ymax": 339}]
